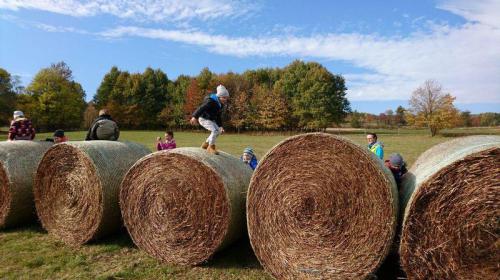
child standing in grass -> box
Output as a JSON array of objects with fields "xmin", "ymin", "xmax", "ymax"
[
  {"xmin": 189, "ymin": 85, "xmax": 229, "ymax": 155},
  {"xmin": 156, "ymin": 131, "xmax": 177, "ymax": 151}
]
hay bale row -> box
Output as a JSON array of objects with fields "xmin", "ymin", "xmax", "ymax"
[
  {"xmin": 34, "ymin": 141, "xmax": 150, "ymax": 246},
  {"xmin": 400, "ymin": 135, "xmax": 500, "ymax": 280},
  {"xmin": 120, "ymin": 148, "xmax": 252, "ymax": 265},
  {"xmin": 0, "ymin": 141, "xmax": 53, "ymax": 229},
  {"xmin": 247, "ymin": 133, "xmax": 398, "ymax": 279}
]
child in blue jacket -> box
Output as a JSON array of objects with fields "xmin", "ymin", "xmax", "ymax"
[{"xmin": 241, "ymin": 147, "xmax": 258, "ymax": 170}]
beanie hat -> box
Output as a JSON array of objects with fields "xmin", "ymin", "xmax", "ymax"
[
  {"xmin": 13, "ymin": 110, "xmax": 24, "ymax": 119},
  {"xmin": 389, "ymin": 153, "xmax": 404, "ymax": 168},
  {"xmin": 53, "ymin": 129, "xmax": 65, "ymax": 138},
  {"xmin": 243, "ymin": 147, "xmax": 254, "ymax": 157},
  {"xmin": 216, "ymin": 85, "xmax": 229, "ymax": 97}
]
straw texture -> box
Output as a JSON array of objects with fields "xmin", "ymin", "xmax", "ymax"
[
  {"xmin": 120, "ymin": 148, "xmax": 252, "ymax": 265},
  {"xmin": 34, "ymin": 141, "xmax": 150, "ymax": 246},
  {"xmin": 0, "ymin": 141, "xmax": 52, "ymax": 228},
  {"xmin": 400, "ymin": 135, "xmax": 500, "ymax": 280},
  {"xmin": 247, "ymin": 133, "xmax": 398, "ymax": 280}
]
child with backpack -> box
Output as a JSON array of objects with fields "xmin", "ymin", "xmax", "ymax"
[{"xmin": 189, "ymin": 85, "xmax": 229, "ymax": 155}]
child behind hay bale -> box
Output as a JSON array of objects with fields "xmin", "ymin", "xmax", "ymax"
[
  {"xmin": 241, "ymin": 147, "xmax": 258, "ymax": 170},
  {"xmin": 156, "ymin": 131, "xmax": 177, "ymax": 151}
]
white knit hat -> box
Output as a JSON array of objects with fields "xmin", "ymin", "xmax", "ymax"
[
  {"xmin": 216, "ymin": 85, "xmax": 229, "ymax": 97},
  {"xmin": 13, "ymin": 110, "xmax": 24, "ymax": 119}
]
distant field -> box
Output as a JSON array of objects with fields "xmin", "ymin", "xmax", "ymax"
[{"xmin": 0, "ymin": 128, "xmax": 498, "ymax": 279}]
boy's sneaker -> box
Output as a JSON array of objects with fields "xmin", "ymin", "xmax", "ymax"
[
  {"xmin": 201, "ymin": 142, "xmax": 209, "ymax": 149},
  {"xmin": 207, "ymin": 145, "xmax": 219, "ymax": 155}
]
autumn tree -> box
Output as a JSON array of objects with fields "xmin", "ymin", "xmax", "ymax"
[
  {"xmin": 408, "ymin": 80, "xmax": 460, "ymax": 136},
  {"xmin": 252, "ymin": 85, "xmax": 289, "ymax": 130},
  {"xmin": 83, "ymin": 102, "xmax": 98, "ymax": 129}
]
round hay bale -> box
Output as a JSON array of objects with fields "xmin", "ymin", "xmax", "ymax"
[
  {"xmin": 400, "ymin": 135, "xmax": 500, "ymax": 280},
  {"xmin": 120, "ymin": 148, "xmax": 252, "ymax": 265},
  {"xmin": 34, "ymin": 141, "xmax": 150, "ymax": 246},
  {"xmin": 0, "ymin": 141, "xmax": 53, "ymax": 229},
  {"xmin": 247, "ymin": 133, "xmax": 398, "ymax": 279}
]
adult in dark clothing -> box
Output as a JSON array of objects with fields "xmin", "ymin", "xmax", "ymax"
[
  {"xmin": 85, "ymin": 109, "xmax": 120, "ymax": 141},
  {"xmin": 189, "ymin": 85, "xmax": 229, "ymax": 155},
  {"xmin": 384, "ymin": 153, "xmax": 408, "ymax": 189}
]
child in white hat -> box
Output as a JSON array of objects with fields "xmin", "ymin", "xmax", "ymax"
[{"xmin": 190, "ymin": 85, "xmax": 229, "ymax": 155}]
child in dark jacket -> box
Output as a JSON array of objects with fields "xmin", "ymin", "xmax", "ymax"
[
  {"xmin": 384, "ymin": 153, "xmax": 408, "ymax": 189},
  {"xmin": 189, "ymin": 85, "xmax": 229, "ymax": 155}
]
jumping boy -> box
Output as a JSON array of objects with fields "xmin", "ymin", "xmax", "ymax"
[{"xmin": 190, "ymin": 85, "xmax": 229, "ymax": 155}]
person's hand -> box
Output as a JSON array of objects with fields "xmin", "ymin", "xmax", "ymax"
[
  {"xmin": 156, "ymin": 137, "xmax": 161, "ymax": 141},
  {"xmin": 190, "ymin": 117, "xmax": 198, "ymax": 125},
  {"xmin": 219, "ymin": 127, "xmax": 225, "ymax": 134}
]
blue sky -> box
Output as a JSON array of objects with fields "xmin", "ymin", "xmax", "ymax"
[{"xmin": 0, "ymin": 0, "xmax": 499, "ymax": 114}]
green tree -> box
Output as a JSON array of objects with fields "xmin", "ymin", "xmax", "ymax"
[
  {"xmin": 460, "ymin": 111, "xmax": 472, "ymax": 127},
  {"xmin": 94, "ymin": 66, "xmax": 121, "ymax": 108},
  {"xmin": 22, "ymin": 62, "xmax": 86, "ymax": 130},
  {"xmin": 350, "ymin": 110, "xmax": 363, "ymax": 128},
  {"xmin": 479, "ymin": 112, "xmax": 499, "ymax": 126},
  {"xmin": 277, "ymin": 61, "xmax": 350, "ymax": 129},
  {"xmin": 0, "ymin": 68, "xmax": 17, "ymax": 125},
  {"xmin": 159, "ymin": 75, "xmax": 190, "ymax": 128},
  {"xmin": 395, "ymin": 105, "xmax": 407, "ymax": 126}
]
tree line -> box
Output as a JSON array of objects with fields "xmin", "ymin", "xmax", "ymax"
[
  {"xmin": 1, "ymin": 60, "xmax": 351, "ymax": 131},
  {"xmin": 1, "ymin": 63, "xmax": 497, "ymax": 136}
]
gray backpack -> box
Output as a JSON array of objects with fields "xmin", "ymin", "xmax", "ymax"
[{"xmin": 95, "ymin": 119, "xmax": 120, "ymax": 140}]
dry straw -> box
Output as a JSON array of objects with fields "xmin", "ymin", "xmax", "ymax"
[
  {"xmin": 400, "ymin": 135, "xmax": 500, "ymax": 280},
  {"xmin": 247, "ymin": 133, "xmax": 398, "ymax": 279},
  {"xmin": 34, "ymin": 141, "xmax": 150, "ymax": 246},
  {"xmin": 0, "ymin": 141, "xmax": 52, "ymax": 229},
  {"xmin": 120, "ymin": 148, "xmax": 252, "ymax": 265}
]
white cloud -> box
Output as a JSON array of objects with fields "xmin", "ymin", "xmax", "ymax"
[
  {"xmin": 98, "ymin": 17, "xmax": 500, "ymax": 103},
  {"xmin": 437, "ymin": 0, "xmax": 500, "ymax": 28},
  {"xmin": 2, "ymin": 0, "xmax": 499, "ymax": 104},
  {"xmin": 0, "ymin": 0, "xmax": 256, "ymax": 22}
]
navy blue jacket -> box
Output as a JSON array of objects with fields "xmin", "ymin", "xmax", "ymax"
[{"xmin": 192, "ymin": 94, "xmax": 224, "ymax": 126}]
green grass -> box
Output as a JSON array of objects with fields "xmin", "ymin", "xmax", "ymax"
[{"xmin": 1, "ymin": 128, "xmax": 497, "ymax": 279}]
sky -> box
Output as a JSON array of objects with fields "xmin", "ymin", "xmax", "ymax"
[{"xmin": 0, "ymin": 0, "xmax": 499, "ymax": 114}]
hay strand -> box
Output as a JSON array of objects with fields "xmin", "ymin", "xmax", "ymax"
[
  {"xmin": 34, "ymin": 141, "xmax": 150, "ymax": 246},
  {"xmin": 247, "ymin": 133, "xmax": 398, "ymax": 279},
  {"xmin": 0, "ymin": 141, "xmax": 53, "ymax": 229},
  {"xmin": 400, "ymin": 135, "xmax": 500, "ymax": 280},
  {"xmin": 120, "ymin": 148, "xmax": 252, "ymax": 265}
]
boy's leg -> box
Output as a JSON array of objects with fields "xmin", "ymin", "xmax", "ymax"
[{"xmin": 198, "ymin": 118, "xmax": 220, "ymax": 145}]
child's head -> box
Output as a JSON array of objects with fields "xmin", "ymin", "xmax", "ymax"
[
  {"xmin": 242, "ymin": 147, "xmax": 254, "ymax": 161},
  {"xmin": 165, "ymin": 131, "xmax": 174, "ymax": 140},
  {"xmin": 216, "ymin": 85, "xmax": 230, "ymax": 104},
  {"xmin": 388, "ymin": 153, "xmax": 404, "ymax": 170},
  {"xmin": 53, "ymin": 129, "xmax": 67, "ymax": 143}
]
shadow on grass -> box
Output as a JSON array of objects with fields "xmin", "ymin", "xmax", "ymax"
[
  {"xmin": 1, "ymin": 223, "xmax": 45, "ymax": 234},
  {"xmin": 89, "ymin": 227, "xmax": 136, "ymax": 249},
  {"xmin": 204, "ymin": 236, "xmax": 263, "ymax": 270}
]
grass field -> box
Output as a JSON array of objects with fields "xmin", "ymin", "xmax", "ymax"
[{"xmin": 0, "ymin": 129, "xmax": 496, "ymax": 279}]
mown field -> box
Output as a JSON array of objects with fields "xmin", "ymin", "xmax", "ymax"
[{"xmin": 0, "ymin": 128, "xmax": 498, "ymax": 279}]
